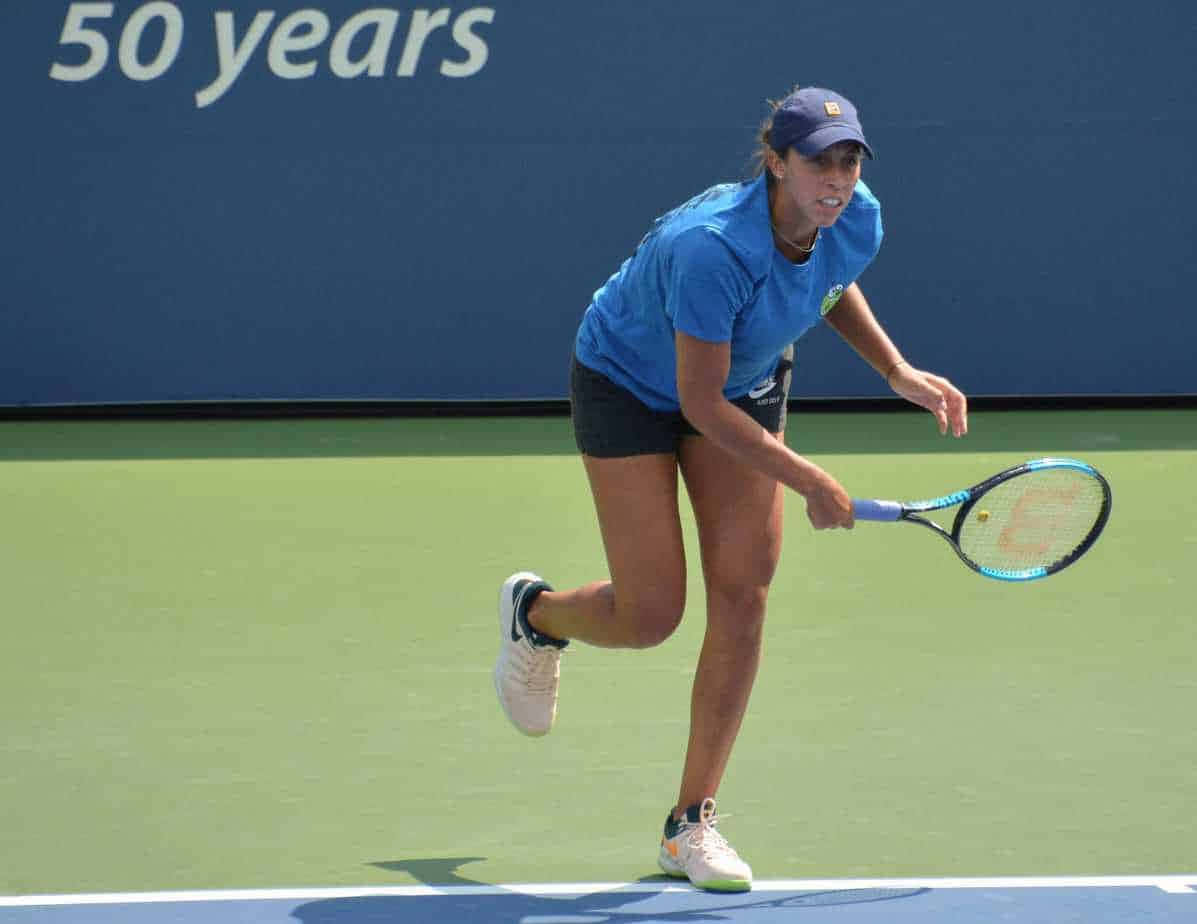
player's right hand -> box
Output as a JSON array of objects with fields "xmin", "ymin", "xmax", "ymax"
[{"xmin": 805, "ymin": 471, "xmax": 854, "ymax": 530}]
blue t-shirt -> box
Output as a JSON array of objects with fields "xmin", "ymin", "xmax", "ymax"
[{"xmin": 575, "ymin": 173, "xmax": 883, "ymax": 411}]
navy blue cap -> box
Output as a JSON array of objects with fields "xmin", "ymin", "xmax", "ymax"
[{"xmin": 770, "ymin": 87, "xmax": 874, "ymax": 159}]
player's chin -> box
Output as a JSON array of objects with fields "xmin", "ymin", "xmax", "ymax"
[{"xmin": 813, "ymin": 198, "xmax": 847, "ymax": 223}]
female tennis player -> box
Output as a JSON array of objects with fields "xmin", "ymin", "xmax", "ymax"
[{"xmin": 493, "ymin": 85, "xmax": 968, "ymax": 892}]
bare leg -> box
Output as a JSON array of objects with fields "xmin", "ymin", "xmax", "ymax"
[
  {"xmin": 672, "ymin": 432, "xmax": 785, "ymax": 812},
  {"xmin": 527, "ymin": 453, "xmax": 688, "ymax": 650}
]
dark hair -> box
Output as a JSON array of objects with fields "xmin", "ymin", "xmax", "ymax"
[{"xmin": 750, "ymin": 84, "xmax": 801, "ymax": 181}]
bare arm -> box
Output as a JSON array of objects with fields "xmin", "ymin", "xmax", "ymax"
[
  {"xmin": 824, "ymin": 283, "xmax": 968, "ymax": 437},
  {"xmin": 675, "ymin": 331, "xmax": 853, "ymax": 529},
  {"xmin": 822, "ymin": 282, "xmax": 904, "ymax": 376}
]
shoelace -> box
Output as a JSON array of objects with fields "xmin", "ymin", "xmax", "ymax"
[
  {"xmin": 515, "ymin": 643, "xmax": 561, "ymax": 693},
  {"xmin": 677, "ymin": 813, "xmax": 737, "ymax": 861}
]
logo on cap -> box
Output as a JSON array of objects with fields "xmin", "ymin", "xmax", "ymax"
[{"xmin": 824, "ymin": 101, "xmax": 842, "ymax": 116}]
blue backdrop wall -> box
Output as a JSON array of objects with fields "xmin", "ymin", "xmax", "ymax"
[{"xmin": 3, "ymin": 1, "xmax": 1195, "ymax": 405}]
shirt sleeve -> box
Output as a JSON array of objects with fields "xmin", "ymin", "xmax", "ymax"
[
  {"xmin": 664, "ymin": 227, "xmax": 754, "ymax": 344},
  {"xmin": 840, "ymin": 184, "xmax": 884, "ymax": 284}
]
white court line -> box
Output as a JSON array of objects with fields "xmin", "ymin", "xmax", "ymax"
[{"xmin": 1, "ymin": 875, "xmax": 1194, "ymax": 907}]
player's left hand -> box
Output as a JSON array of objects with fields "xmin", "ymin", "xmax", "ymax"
[{"xmin": 888, "ymin": 364, "xmax": 968, "ymax": 437}]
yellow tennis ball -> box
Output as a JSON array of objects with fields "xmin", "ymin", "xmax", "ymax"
[{"xmin": 978, "ymin": 510, "xmax": 991, "ymax": 522}]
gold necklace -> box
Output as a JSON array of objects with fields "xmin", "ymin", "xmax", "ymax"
[{"xmin": 771, "ymin": 222, "xmax": 819, "ymax": 254}]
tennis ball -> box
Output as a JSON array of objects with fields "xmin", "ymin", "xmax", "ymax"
[{"xmin": 977, "ymin": 510, "xmax": 990, "ymax": 522}]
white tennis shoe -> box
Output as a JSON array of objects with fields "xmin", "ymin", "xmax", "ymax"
[
  {"xmin": 658, "ymin": 798, "xmax": 753, "ymax": 892},
  {"xmin": 492, "ymin": 571, "xmax": 565, "ymax": 737}
]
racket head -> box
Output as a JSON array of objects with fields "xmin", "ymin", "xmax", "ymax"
[{"xmin": 950, "ymin": 458, "xmax": 1112, "ymax": 581}]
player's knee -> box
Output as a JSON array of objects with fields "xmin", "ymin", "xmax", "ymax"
[
  {"xmin": 629, "ymin": 613, "xmax": 683, "ymax": 649},
  {"xmin": 706, "ymin": 582, "xmax": 769, "ymax": 640},
  {"xmin": 709, "ymin": 544, "xmax": 781, "ymax": 596},
  {"xmin": 617, "ymin": 591, "xmax": 685, "ymax": 649}
]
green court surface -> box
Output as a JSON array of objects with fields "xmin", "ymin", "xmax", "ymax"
[{"xmin": 1, "ymin": 410, "xmax": 1193, "ymax": 897}]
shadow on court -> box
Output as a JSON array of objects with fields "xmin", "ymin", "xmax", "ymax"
[{"xmin": 285, "ymin": 858, "xmax": 928, "ymax": 923}]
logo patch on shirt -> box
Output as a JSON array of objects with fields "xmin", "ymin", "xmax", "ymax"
[
  {"xmin": 819, "ymin": 284, "xmax": 845, "ymax": 316},
  {"xmin": 824, "ymin": 101, "xmax": 842, "ymax": 116}
]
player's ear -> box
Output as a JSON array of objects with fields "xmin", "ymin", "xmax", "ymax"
[{"xmin": 767, "ymin": 148, "xmax": 786, "ymax": 180}]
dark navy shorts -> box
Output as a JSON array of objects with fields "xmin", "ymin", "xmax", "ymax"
[{"xmin": 570, "ymin": 346, "xmax": 793, "ymax": 458}]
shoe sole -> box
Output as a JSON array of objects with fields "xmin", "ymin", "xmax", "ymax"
[
  {"xmin": 693, "ymin": 879, "xmax": 752, "ymax": 893},
  {"xmin": 658, "ymin": 849, "xmax": 751, "ymax": 892},
  {"xmin": 494, "ymin": 571, "xmax": 551, "ymax": 737}
]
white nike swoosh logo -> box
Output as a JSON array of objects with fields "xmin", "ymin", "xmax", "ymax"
[{"xmin": 747, "ymin": 379, "xmax": 775, "ymax": 399}]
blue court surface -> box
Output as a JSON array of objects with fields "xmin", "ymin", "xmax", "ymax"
[{"xmin": 3, "ymin": 876, "xmax": 1194, "ymax": 924}]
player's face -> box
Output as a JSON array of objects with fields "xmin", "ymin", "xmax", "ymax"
[{"xmin": 780, "ymin": 142, "xmax": 863, "ymax": 228}]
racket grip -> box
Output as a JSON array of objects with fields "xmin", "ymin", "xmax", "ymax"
[{"xmin": 852, "ymin": 498, "xmax": 904, "ymax": 521}]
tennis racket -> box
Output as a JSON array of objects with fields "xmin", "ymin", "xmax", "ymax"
[{"xmin": 852, "ymin": 458, "xmax": 1112, "ymax": 582}]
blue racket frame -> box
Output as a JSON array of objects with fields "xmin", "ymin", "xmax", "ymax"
[{"xmin": 852, "ymin": 458, "xmax": 1113, "ymax": 582}]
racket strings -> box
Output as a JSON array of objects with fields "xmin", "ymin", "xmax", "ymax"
[{"xmin": 956, "ymin": 469, "xmax": 1106, "ymax": 571}]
